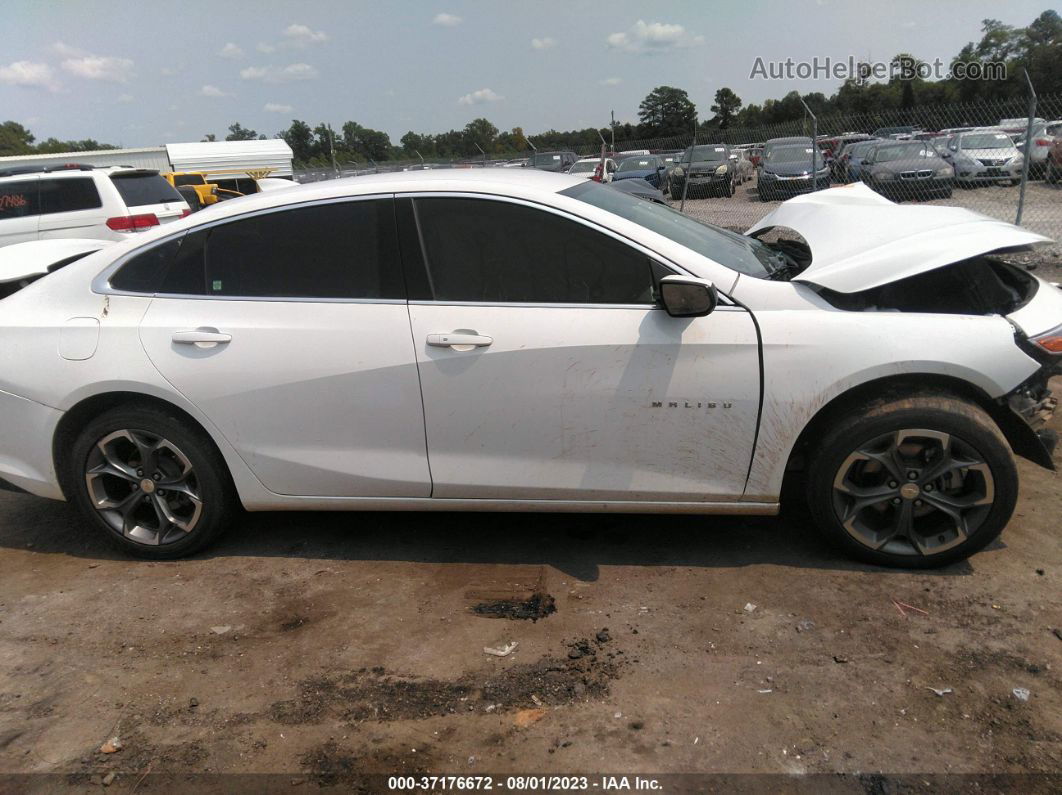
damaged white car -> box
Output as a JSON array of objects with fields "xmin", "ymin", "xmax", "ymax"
[{"xmin": 0, "ymin": 174, "xmax": 1058, "ymax": 567}]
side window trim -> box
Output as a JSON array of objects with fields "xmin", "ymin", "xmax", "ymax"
[
  {"xmin": 401, "ymin": 191, "xmax": 685, "ymax": 308},
  {"xmin": 92, "ymin": 194, "xmax": 408, "ymax": 303}
]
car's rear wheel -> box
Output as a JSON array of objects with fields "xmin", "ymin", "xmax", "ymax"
[
  {"xmin": 806, "ymin": 395, "xmax": 1017, "ymax": 568},
  {"xmin": 65, "ymin": 405, "xmax": 236, "ymax": 559}
]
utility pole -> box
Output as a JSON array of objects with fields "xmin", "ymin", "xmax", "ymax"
[
  {"xmin": 799, "ymin": 97, "xmax": 818, "ymax": 192},
  {"xmin": 1016, "ymin": 69, "xmax": 1037, "ymax": 226},
  {"xmin": 327, "ymin": 124, "xmax": 339, "ymax": 177},
  {"xmin": 679, "ymin": 117, "xmax": 697, "ymax": 212},
  {"xmin": 610, "ymin": 110, "xmax": 616, "ymax": 150}
]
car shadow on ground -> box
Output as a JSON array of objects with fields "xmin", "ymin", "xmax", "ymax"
[{"xmin": 0, "ymin": 491, "xmax": 979, "ymax": 580}]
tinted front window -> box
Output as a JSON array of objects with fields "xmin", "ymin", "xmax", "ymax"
[
  {"xmin": 37, "ymin": 178, "xmax": 101, "ymax": 214},
  {"xmin": 414, "ymin": 197, "xmax": 656, "ymax": 304},
  {"xmin": 0, "ymin": 180, "xmax": 38, "ymax": 219},
  {"xmin": 156, "ymin": 200, "xmax": 403, "ymax": 299},
  {"xmin": 110, "ymin": 173, "xmax": 183, "ymax": 207}
]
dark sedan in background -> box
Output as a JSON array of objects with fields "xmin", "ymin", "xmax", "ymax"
[
  {"xmin": 860, "ymin": 141, "xmax": 954, "ymax": 200},
  {"xmin": 758, "ymin": 144, "xmax": 831, "ymax": 201},
  {"xmin": 668, "ymin": 144, "xmax": 735, "ymax": 198},
  {"xmin": 612, "ymin": 155, "xmax": 669, "ymax": 189}
]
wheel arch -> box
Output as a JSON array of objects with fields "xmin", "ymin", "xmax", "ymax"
[
  {"xmin": 779, "ymin": 372, "xmax": 1050, "ymax": 503},
  {"xmin": 51, "ymin": 390, "xmax": 258, "ymax": 503}
]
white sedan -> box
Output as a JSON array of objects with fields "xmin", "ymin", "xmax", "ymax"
[{"xmin": 0, "ymin": 173, "xmax": 1059, "ymax": 567}]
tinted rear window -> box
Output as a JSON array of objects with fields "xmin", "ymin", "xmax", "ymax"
[
  {"xmin": 158, "ymin": 199, "xmax": 403, "ymax": 299},
  {"xmin": 0, "ymin": 180, "xmax": 38, "ymax": 218},
  {"xmin": 38, "ymin": 178, "xmax": 102, "ymax": 214},
  {"xmin": 110, "ymin": 173, "xmax": 183, "ymax": 207}
]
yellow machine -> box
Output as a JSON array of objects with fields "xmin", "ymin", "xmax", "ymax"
[{"xmin": 162, "ymin": 168, "xmax": 275, "ymax": 211}]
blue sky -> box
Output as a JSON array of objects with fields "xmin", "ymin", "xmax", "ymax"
[{"xmin": 0, "ymin": 0, "xmax": 1053, "ymax": 147}]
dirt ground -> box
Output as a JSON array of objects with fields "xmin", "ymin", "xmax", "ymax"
[{"xmin": 1, "ymin": 401, "xmax": 1061, "ymax": 792}]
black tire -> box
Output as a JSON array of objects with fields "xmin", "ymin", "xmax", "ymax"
[
  {"xmin": 806, "ymin": 394, "xmax": 1018, "ymax": 569},
  {"xmin": 176, "ymin": 186, "xmax": 202, "ymax": 213},
  {"xmin": 63, "ymin": 404, "xmax": 237, "ymax": 559}
]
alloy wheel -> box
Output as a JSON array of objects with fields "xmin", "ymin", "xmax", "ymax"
[
  {"xmin": 831, "ymin": 429, "xmax": 995, "ymax": 557},
  {"xmin": 84, "ymin": 429, "xmax": 203, "ymax": 546}
]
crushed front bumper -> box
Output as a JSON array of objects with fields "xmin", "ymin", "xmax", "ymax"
[{"xmin": 1000, "ymin": 367, "xmax": 1060, "ymax": 469}]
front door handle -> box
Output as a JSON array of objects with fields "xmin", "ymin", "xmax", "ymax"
[
  {"xmin": 426, "ymin": 331, "xmax": 493, "ymax": 350},
  {"xmin": 172, "ymin": 328, "xmax": 232, "ymax": 347}
]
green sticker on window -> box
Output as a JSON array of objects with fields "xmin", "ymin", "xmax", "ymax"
[{"xmin": 212, "ymin": 280, "xmax": 223, "ymax": 291}]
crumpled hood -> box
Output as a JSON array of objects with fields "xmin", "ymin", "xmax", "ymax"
[{"xmin": 746, "ymin": 183, "xmax": 1052, "ymax": 293}]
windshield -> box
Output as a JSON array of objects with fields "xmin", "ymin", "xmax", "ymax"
[
  {"xmin": 960, "ymin": 133, "xmax": 1013, "ymax": 150},
  {"xmin": 680, "ymin": 145, "xmax": 727, "ymax": 162},
  {"xmin": 767, "ymin": 146, "xmax": 824, "ymax": 165},
  {"xmin": 172, "ymin": 174, "xmax": 206, "ymax": 186},
  {"xmin": 874, "ymin": 143, "xmax": 936, "ymax": 162},
  {"xmin": 569, "ymin": 161, "xmax": 597, "ymax": 173},
  {"xmin": 618, "ymin": 158, "xmax": 658, "ymax": 172},
  {"xmin": 560, "ymin": 180, "xmax": 781, "ymax": 279},
  {"xmin": 531, "ymin": 153, "xmax": 564, "ymax": 166}
]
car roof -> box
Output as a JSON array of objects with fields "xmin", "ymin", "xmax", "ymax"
[{"xmin": 135, "ymin": 169, "xmax": 588, "ymax": 228}]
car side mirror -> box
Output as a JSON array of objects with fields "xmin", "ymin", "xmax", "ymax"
[{"xmin": 659, "ymin": 275, "xmax": 718, "ymax": 318}]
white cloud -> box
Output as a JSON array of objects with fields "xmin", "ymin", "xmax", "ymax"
[
  {"xmin": 50, "ymin": 41, "xmax": 85, "ymax": 58},
  {"xmin": 61, "ymin": 53, "xmax": 134, "ymax": 82},
  {"xmin": 256, "ymin": 42, "xmax": 276, "ymax": 54},
  {"xmin": 0, "ymin": 60, "xmax": 59, "ymax": 91},
  {"xmin": 264, "ymin": 102, "xmax": 293, "ymax": 113},
  {"xmin": 240, "ymin": 63, "xmax": 318, "ymax": 83},
  {"xmin": 219, "ymin": 42, "xmax": 244, "ymax": 59},
  {"xmin": 433, "ymin": 12, "xmax": 462, "ymax": 26},
  {"xmin": 199, "ymin": 84, "xmax": 230, "ymax": 97},
  {"xmin": 283, "ymin": 23, "xmax": 328, "ymax": 46},
  {"xmin": 458, "ymin": 87, "xmax": 503, "ymax": 105},
  {"xmin": 606, "ymin": 20, "xmax": 703, "ymax": 54},
  {"xmin": 531, "ymin": 37, "xmax": 557, "ymax": 50},
  {"xmin": 600, "ymin": 77, "xmax": 622, "ymax": 86}
]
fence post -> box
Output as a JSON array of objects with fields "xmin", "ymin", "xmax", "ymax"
[
  {"xmin": 799, "ymin": 97, "xmax": 818, "ymax": 192},
  {"xmin": 1016, "ymin": 69, "xmax": 1037, "ymax": 226},
  {"xmin": 679, "ymin": 121, "xmax": 697, "ymax": 212}
]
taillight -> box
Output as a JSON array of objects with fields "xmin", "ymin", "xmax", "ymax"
[
  {"xmin": 106, "ymin": 214, "xmax": 160, "ymax": 232},
  {"xmin": 1035, "ymin": 139, "xmax": 1051, "ymax": 147},
  {"xmin": 179, "ymin": 208, "xmax": 192, "ymax": 218},
  {"xmin": 1031, "ymin": 324, "xmax": 1062, "ymax": 354}
]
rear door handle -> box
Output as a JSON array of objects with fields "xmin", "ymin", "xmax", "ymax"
[
  {"xmin": 172, "ymin": 328, "xmax": 232, "ymax": 346},
  {"xmin": 426, "ymin": 331, "xmax": 493, "ymax": 350}
]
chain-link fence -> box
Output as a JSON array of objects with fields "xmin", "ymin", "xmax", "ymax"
[{"xmin": 294, "ymin": 91, "xmax": 1062, "ymax": 250}]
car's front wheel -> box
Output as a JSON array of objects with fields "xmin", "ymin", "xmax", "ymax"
[
  {"xmin": 65, "ymin": 405, "xmax": 237, "ymax": 559},
  {"xmin": 806, "ymin": 394, "xmax": 1018, "ymax": 568}
]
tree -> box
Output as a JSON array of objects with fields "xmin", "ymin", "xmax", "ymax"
[
  {"xmin": 709, "ymin": 87, "xmax": 742, "ymax": 129},
  {"xmin": 637, "ymin": 86, "xmax": 697, "ymax": 138},
  {"xmin": 225, "ymin": 122, "xmax": 259, "ymax": 141},
  {"xmin": 201, "ymin": 133, "xmax": 216, "ymax": 142},
  {"xmin": 280, "ymin": 120, "xmax": 315, "ymax": 164},
  {"xmin": 341, "ymin": 121, "xmax": 392, "ymax": 161},
  {"xmin": 510, "ymin": 126, "xmax": 529, "ymax": 151},
  {"xmin": 0, "ymin": 121, "xmax": 35, "ymax": 156},
  {"xmin": 462, "ymin": 117, "xmax": 498, "ymax": 155}
]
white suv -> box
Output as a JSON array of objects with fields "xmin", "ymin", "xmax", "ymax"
[{"xmin": 0, "ymin": 165, "xmax": 190, "ymax": 249}]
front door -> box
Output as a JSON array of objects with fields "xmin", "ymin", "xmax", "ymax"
[
  {"xmin": 137, "ymin": 197, "xmax": 431, "ymax": 498},
  {"xmin": 403, "ymin": 196, "xmax": 760, "ymax": 502}
]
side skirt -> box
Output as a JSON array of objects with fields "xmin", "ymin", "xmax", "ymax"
[{"xmin": 240, "ymin": 496, "xmax": 781, "ymax": 515}]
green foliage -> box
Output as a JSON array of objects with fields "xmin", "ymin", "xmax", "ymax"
[{"xmin": 637, "ymin": 86, "xmax": 697, "ymax": 137}]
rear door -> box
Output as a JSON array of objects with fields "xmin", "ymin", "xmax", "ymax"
[
  {"xmin": 108, "ymin": 171, "xmax": 188, "ymax": 226},
  {"xmin": 0, "ymin": 177, "xmax": 41, "ymax": 246},
  {"xmin": 136, "ymin": 196, "xmax": 431, "ymax": 498},
  {"xmin": 401, "ymin": 195, "xmax": 761, "ymax": 502},
  {"xmin": 36, "ymin": 176, "xmax": 106, "ymax": 240}
]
